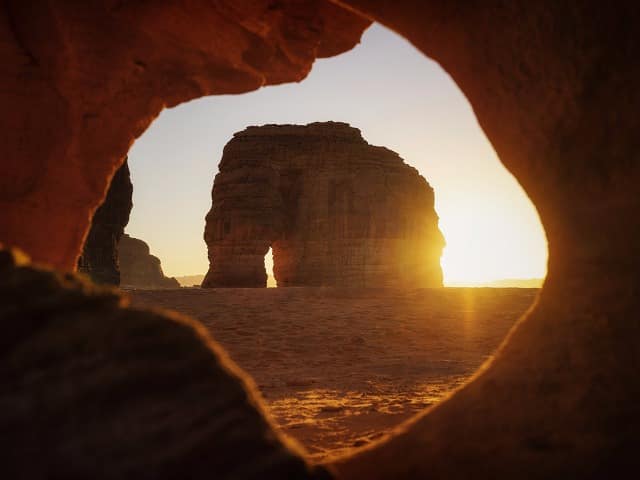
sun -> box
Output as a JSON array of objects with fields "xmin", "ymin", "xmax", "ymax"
[{"xmin": 437, "ymin": 191, "xmax": 547, "ymax": 286}]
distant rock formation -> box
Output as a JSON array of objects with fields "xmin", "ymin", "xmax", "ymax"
[
  {"xmin": 78, "ymin": 158, "xmax": 133, "ymax": 285},
  {"xmin": 78, "ymin": 158, "xmax": 178, "ymax": 290},
  {"xmin": 203, "ymin": 122, "xmax": 444, "ymax": 288},
  {"xmin": 119, "ymin": 234, "xmax": 180, "ymax": 289}
]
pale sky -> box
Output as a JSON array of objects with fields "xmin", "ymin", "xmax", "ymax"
[{"xmin": 127, "ymin": 23, "xmax": 547, "ymax": 285}]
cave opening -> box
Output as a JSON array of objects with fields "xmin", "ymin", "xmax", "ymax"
[
  {"xmin": 123, "ymin": 23, "xmax": 547, "ymax": 291},
  {"xmin": 115, "ymin": 22, "xmax": 547, "ymax": 458},
  {"xmin": 70, "ymin": 20, "xmax": 548, "ymax": 460}
]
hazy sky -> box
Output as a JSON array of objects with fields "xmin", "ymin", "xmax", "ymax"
[{"xmin": 127, "ymin": 23, "xmax": 547, "ymax": 285}]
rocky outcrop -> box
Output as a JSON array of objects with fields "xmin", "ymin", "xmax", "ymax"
[
  {"xmin": 77, "ymin": 158, "xmax": 178, "ymax": 290},
  {"xmin": 78, "ymin": 158, "xmax": 133, "ymax": 285},
  {"xmin": 0, "ymin": 247, "xmax": 327, "ymax": 479},
  {"xmin": 203, "ymin": 122, "xmax": 444, "ymax": 288},
  {"xmin": 118, "ymin": 234, "xmax": 180, "ymax": 289}
]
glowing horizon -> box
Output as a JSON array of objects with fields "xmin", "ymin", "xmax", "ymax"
[{"xmin": 127, "ymin": 24, "xmax": 547, "ymax": 286}]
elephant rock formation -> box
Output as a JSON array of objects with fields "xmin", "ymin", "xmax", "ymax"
[{"xmin": 202, "ymin": 122, "xmax": 444, "ymax": 288}]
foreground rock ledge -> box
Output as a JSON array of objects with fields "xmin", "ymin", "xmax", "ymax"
[
  {"xmin": 0, "ymin": 248, "xmax": 330, "ymax": 479},
  {"xmin": 203, "ymin": 122, "xmax": 444, "ymax": 288}
]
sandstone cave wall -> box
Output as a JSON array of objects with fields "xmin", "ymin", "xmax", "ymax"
[
  {"xmin": 203, "ymin": 122, "xmax": 444, "ymax": 288},
  {"xmin": 79, "ymin": 158, "xmax": 178, "ymax": 289}
]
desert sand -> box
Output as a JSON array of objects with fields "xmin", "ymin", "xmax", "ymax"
[{"xmin": 130, "ymin": 287, "xmax": 537, "ymax": 461}]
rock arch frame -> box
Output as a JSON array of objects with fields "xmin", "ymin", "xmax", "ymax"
[{"xmin": 1, "ymin": 1, "xmax": 638, "ymax": 478}]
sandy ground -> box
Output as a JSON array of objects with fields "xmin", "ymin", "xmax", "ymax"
[{"xmin": 130, "ymin": 287, "xmax": 537, "ymax": 461}]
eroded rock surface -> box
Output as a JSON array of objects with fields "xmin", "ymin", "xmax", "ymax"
[
  {"xmin": 0, "ymin": 248, "xmax": 328, "ymax": 479},
  {"xmin": 78, "ymin": 158, "xmax": 133, "ymax": 285},
  {"xmin": 119, "ymin": 234, "xmax": 180, "ymax": 289},
  {"xmin": 203, "ymin": 122, "xmax": 444, "ymax": 288}
]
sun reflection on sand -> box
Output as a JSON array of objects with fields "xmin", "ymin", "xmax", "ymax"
[{"xmin": 268, "ymin": 382, "xmax": 467, "ymax": 459}]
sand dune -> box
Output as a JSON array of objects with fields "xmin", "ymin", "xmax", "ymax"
[{"xmin": 130, "ymin": 287, "xmax": 537, "ymax": 461}]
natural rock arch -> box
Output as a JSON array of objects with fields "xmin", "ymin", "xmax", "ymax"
[
  {"xmin": 203, "ymin": 122, "xmax": 444, "ymax": 288},
  {"xmin": 0, "ymin": 1, "xmax": 638, "ymax": 479}
]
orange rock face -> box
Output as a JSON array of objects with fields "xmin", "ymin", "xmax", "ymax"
[
  {"xmin": 0, "ymin": 0, "xmax": 639, "ymax": 478},
  {"xmin": 203, "ymin": 122, "xmax": 443, "ymax": 288},
  {"xmin": 0, "ymin": 0, "xmax": 370, "ymax": 272}
]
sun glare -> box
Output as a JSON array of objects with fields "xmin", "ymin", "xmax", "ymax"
[{"xmin": 438, "ymin": 194, "xmax": 547, "ymax": 285}]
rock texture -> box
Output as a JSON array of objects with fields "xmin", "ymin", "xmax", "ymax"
[
  {"xmin": 119, "ymin": 234, "xmax": 180, "ymax": 289},
  {"xmin": 203, "ymin": 122, "xmax": 444, "ymax": 288},
  {"xmin": 0, "ymin": 1, "xmax": 639, "ymax": 479},
  {"xmin": 0, "ymin": 248, "xmax": 328, "ymax": 479},
  {"xmin": 78, "ymin": 158, "xmax": 133, "ymax": 285},
  {"xmin": 0, "ymin": 1, "xmax": 370, "ymax": 272}
]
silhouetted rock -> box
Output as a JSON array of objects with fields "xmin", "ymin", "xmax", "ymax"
[
  {"xmin": 0, "ymin": 247, "xmax": 328, "ymax": 479},
  {"xmin": 0, "ymin": 1, "xmax": 370, "ymax": 272},
  {"xmin": 77, "ymin": 158, "xmax": 179, "ymax": 290},
  {"xmin": 119, "ymin": 234, "xmax": 180, "ymax": 289},
  {"xmin": 78, "ymin": 158, "xmax": 133, "ymax": 285},
  {"xmin": 203, "ymin": 122, "xmax": 444, "ymax": 288}
]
